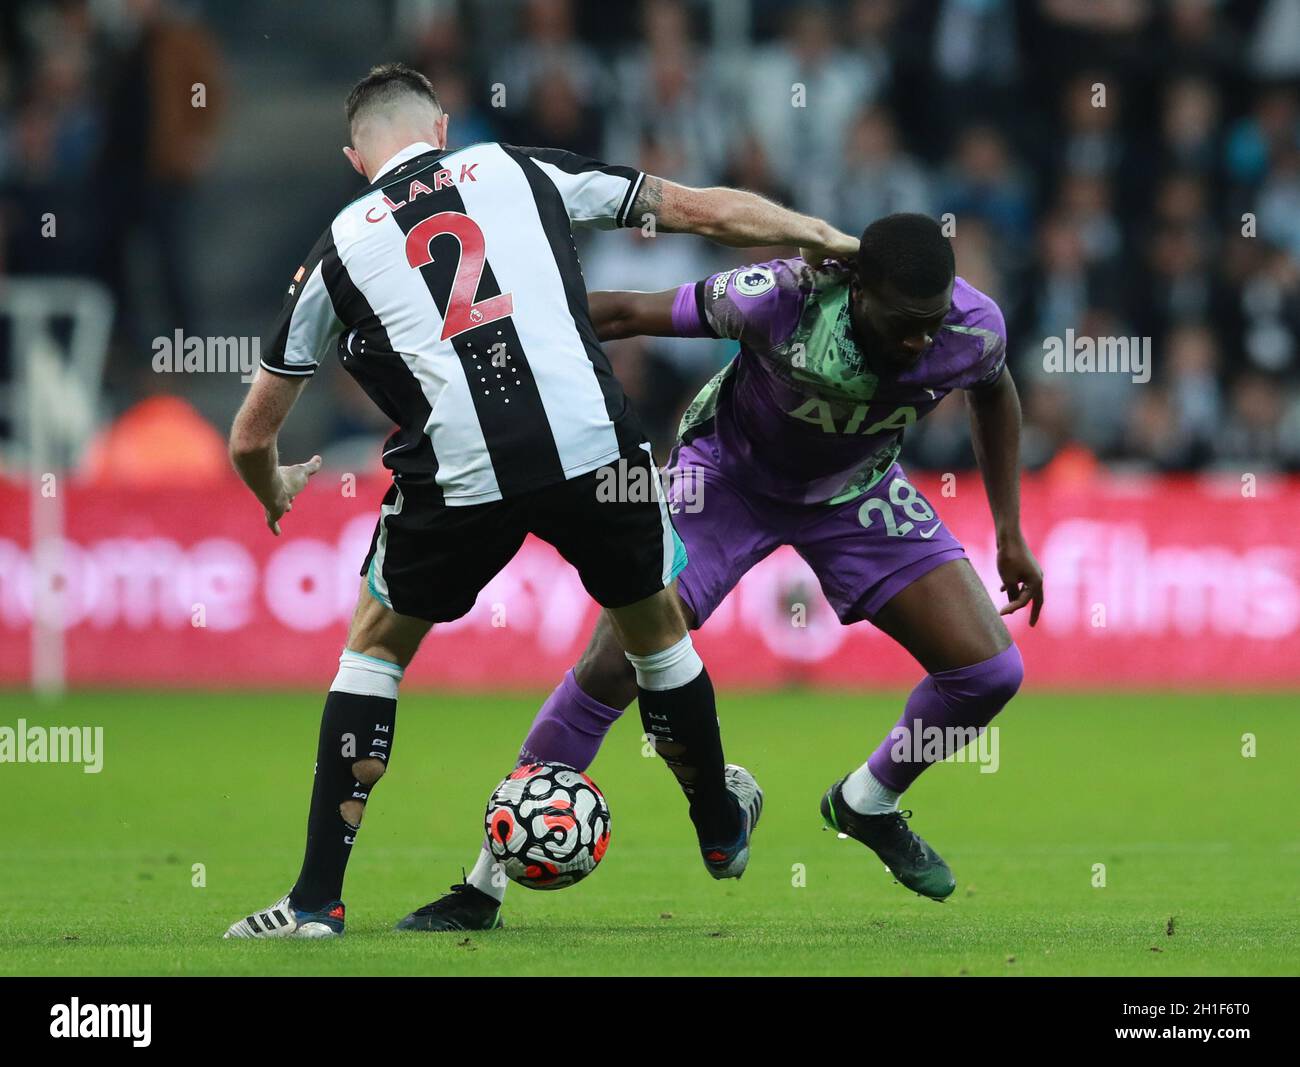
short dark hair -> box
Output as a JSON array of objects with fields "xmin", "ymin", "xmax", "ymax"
[
  {"xmin": 856, "ymin": 213, "xmax": 955, "ymax": 298},
  {"xmin": 346, "ymin": 63, "xmax": 441, "ymax": 129}
]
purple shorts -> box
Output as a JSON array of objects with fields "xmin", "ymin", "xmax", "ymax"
[{"xmin": 664, "ymin": 441, "xmax": 967, "ymax": 627}]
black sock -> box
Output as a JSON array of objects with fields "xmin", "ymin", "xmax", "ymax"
[
  {"xmin": 290, "ymin": 689, "xmax": 396, "ymax": 911},
  {"xmin": 637, "ymin": 666, "xmax": 740, "ymax": 844}
]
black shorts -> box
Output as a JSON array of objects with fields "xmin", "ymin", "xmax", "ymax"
[{"xmin": 360, "ymin": 449, "xmax": 688, "ymax": 623}]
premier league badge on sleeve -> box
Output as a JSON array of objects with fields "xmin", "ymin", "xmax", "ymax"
[{"xmin": 734, "ymin": 266, "xmax": 776, "ymax": 297}]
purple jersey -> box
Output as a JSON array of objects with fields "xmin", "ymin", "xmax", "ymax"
[{"xmin": 669, "ymin": 258, "xmax": 1007, "ymax": 504}]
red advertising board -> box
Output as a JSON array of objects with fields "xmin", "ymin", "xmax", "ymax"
[{"xmin": 0, "ymin": 473, "xmax": 1296, "ymax": 689}]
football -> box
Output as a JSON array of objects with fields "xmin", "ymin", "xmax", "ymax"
[{"xmin": 484, "ymin": 762, "xmax": 611, "ymax": 890}]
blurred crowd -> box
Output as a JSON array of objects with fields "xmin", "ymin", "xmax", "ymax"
[
  {"xmin": 4, "ymin": 0, "xmax": 1300, "ymax": 479},
  {"xmin": 0, "ymin": 0, "xmax": 223, "ymax": 350}
]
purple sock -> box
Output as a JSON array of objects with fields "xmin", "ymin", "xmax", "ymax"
[
  {"xmin": 865, "ymin": 644, "xmax": 1024, "ymax": 793},
  {"xmin": 518, "ymin": 669, "xmax": 625, "ymax": 771}
]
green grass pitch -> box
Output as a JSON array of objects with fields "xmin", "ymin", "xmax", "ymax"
[{"xmin": 1, "ymin": 688, "xmax": 1297, "ymax": 976}]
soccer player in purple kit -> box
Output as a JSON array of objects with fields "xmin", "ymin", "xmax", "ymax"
[{"xmin": 399, "ymin": 212, "xmax": 1044, "ymax": 932}]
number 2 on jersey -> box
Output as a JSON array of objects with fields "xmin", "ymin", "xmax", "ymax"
[{"xmin": 405, "ymin": 212, "xmax": 513, "ymax": 341}]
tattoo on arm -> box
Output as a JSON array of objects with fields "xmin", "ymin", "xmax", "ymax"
[{"xmin": 630, "ymin": 175, "xmax": 663, "ymax": 222}]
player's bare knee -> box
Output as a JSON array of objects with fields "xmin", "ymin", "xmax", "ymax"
[
  {"xmin": 345, "ymin": 625, "xmax": 409, "ymax": 669},
  {"xmin": 575, "ymin": 628, "xmax": 638, "ymax": 708},
  {"xmin": 346, "ymin": 581, "xmax": 429, "ymax": 668},
  {"xmin": 606, "ymin": 586, "xmax": 689, "ymax": 657}
]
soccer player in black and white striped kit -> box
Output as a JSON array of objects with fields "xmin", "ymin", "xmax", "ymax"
[{"xmin": 223, "ymin": 64, "xmax": 859, "ymax": 938}]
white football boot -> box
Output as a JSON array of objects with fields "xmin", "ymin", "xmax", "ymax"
[
  {"xmin": 701, "ymin": 764, "xmax": 764, "ymax": 879},
  {"xmin": 223, "ymin": 893, "xmax": 345, "ymax": 939}
]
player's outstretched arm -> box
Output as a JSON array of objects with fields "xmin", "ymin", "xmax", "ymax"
[
  {"xmin": 634, "ymin": 175, "xmax": 857, "ymax": 263},
  {"xmin": 587, "ymin": 289, "xmax": 678, "ymax": 341},
  {"xmin": 966, "ymin": 367, "xmax": 1044, "ymax": 625},
  {"xmin": 229, "ymin": 370, "xmax": 322, "ymax": 536}
]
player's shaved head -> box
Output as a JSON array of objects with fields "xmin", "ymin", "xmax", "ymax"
[
  {"xmin": 848, "ymin": 213, "xmax": 955, "ymax": 370},
  {"xmin": 343, "ymin": 63, "xmax": 448, "ymax": 181},
  {"xmin": 346, "ymin": 62, "xmax": 442, "ymax": 141},
  {"xmin": 857, "ymin": 213, "xmax": 955, "ymax": 298}
]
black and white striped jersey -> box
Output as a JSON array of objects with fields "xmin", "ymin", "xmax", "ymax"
[{"xmin": 260, "ymin": 140, "xmax": 649, "ymax": 505}]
